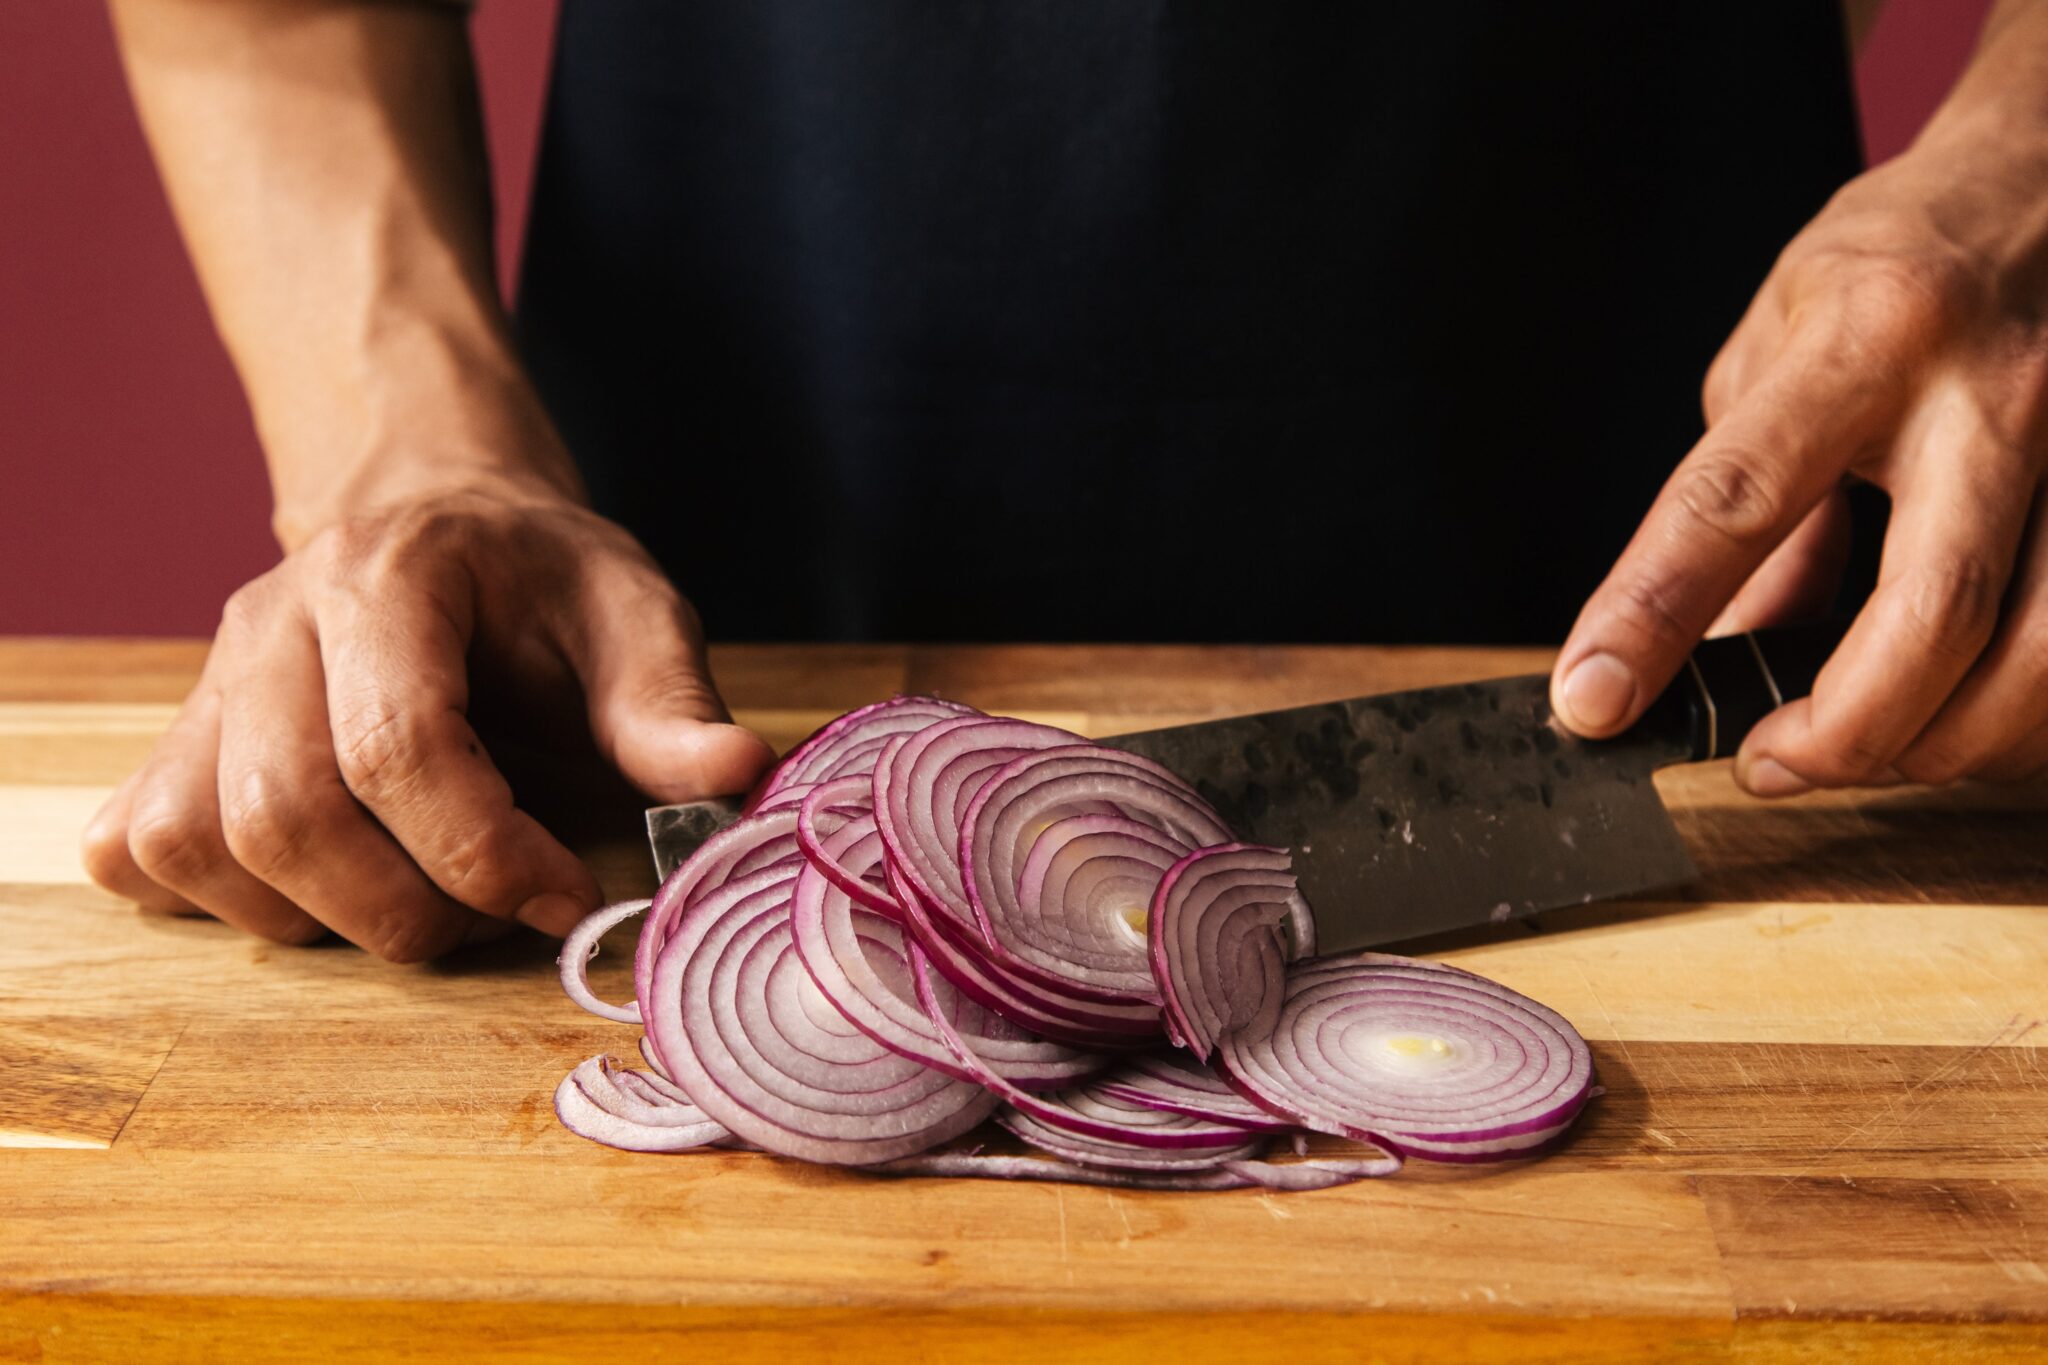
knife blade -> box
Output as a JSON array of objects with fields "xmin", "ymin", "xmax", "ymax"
[{"xmin": 646, "ymin": 620, "xmax": 1840, "ymax": 949}]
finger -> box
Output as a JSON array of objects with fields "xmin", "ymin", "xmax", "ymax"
[
  {"xmin": 1974, "ymin": 727, "xmax": 2048, "ymax": 783},
  {"xmin": 1706, "ymin": 486, "xmax": 1854, "ymax": 636},
  {"xmin": 213, "ymin": 594, "xmax": 486, "ymax": 962},
  {"xmin": 1702, "ymin": 285, "xmax": 1788, "ymax": 427},
  {"xmin": 1736, "ymin": 391, "xmax": 2034, "ymax": 791},
  {"xmin": 312, "ymin": 561, "xmax": 601, "ymax": 936},
  {"xmin": 1894, "ymin": 483, "xmax": 2048, "ymax": 784},
  {"xmin": 112, "ymin": 685, "xmax": 328, "ymax": 941},
  {"xmin": 1553, "ymin": 321, "xmax": 1902, "ymax": 737},
  {"xmin": 559, "ymin": 557, "xmax": 776, "ymax": 802},
  {"xmin": 82, "ymin": 769, "xmax": 194, "ymax": 915}
]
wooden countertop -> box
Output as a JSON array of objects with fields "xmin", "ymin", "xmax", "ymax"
[{"xmin": 4, "ymin": 637, "xmax": 2046, "ymax": 1363}]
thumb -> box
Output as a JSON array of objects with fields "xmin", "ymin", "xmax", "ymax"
[{"xmin": 567, "ymin": 570, "xmax": 777, "ymax": 802}]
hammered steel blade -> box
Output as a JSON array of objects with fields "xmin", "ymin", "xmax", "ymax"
[
  {"xmin": 646, "ymin": 796, "xmax": 744, "ymax": 882},
  {"xmin": 1104, "ymin": 674, "xmax": 1697, "ymax": 949},
  {"xmin": 646, "ymin": 675, "xmax": 1697, "ymax": 949}
]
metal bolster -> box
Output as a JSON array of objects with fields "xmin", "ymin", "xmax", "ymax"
[
  {"xmin": 1744, "ymin": 630, "xmax": 1784, "ymax": 710},
  {"xmin": 1685, "ymin": 653, "xmax": 1719, "ymax": 760}
]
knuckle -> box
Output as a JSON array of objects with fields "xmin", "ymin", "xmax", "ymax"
[
  {"xmin": 217, "ymin": 582, "xmax": 272, "ymax": 639},
  {"xmin": 429, "ymin": 823, "xmax": 518, "ymax": 911},
  {"xmin": 1604, "ymin": 573, "xmax": 1695, "ymax": 653},
  {"xmin": 360, "ymin": 909, "xmax": 450, "ymax": 964},
  {"xmin": 1822, "ymin": 251, "xmax": 1972, "ymax": 348},
  {"xmin": 332, "ymin": 701, "xmax": 428, "ymax": 798},
  {"xmin": 126, "ymin": 802, "xmax": 220, "ymax": 886},
  {"xmin": 1901, "ymin": 553, "xmax": 2001, "ymax": 661},
  {"xmin": 219, "ymin": 769, "xmax": 316, "ymax": 880},
  {"xmin": 1670, "ymin": 454, "xmax": 1790, "ymax": 547},
  {"xmin": 81, "ymin": 807, "xmax": 135, "ymax": 887}
]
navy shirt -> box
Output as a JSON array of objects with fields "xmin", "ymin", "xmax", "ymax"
[{"xmin": 517, "ymin": 2, "xmax": 1862, "ymax": 643}]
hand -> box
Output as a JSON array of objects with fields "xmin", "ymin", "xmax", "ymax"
[
  {"xmin": 1551, "ymin": 117, "xmax": 2048, "ymax": 795},
  {"xmin": 82, "ymin": 485, "xmax": 774, "ymax": 960}
]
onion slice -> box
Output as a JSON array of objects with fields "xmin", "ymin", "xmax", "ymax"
[
  {"xmin": 873, "ymin": 1150, "xmax": 1400, "ymax": 1191},
  {"xmin": 648, "ymin": 858, "xmax": 999, "ymax": 1164},
  {"xmin": 558, "ymin": 899, "xmax": 651, "ymax": 1024},
  {"xmin": 909, "ymin": 943, "xmax": 1261, "ymax": 1156},
  {"xmin": 1217, "ymin": 953, "xmax": 1598, "ymax": 1161},
  {"xmin": 960, "ymin": 746, "xmax": 1237, "ymax": 1001},
  {"xmin": 1093, "ymin": 1050, "xmax": 1294, "ymax": 1132},
  {"xmin": 634, "ymin": 807, "xmax": 803, "ymax": 1060},
  {"xmin": 1148, "ymin": 844, "xmax": 1301, "ymax": 1060},
  {"xmin": 553, "ymin": 1056, "xmax": 729, "ymax": 1152},
  {"xmin": 754, "ymin": 695, "xmax": 981, "ymax": 807},
  {"xmin": 789, "ymin": 832, "xmax": 1102, "ymax": 1088},
  {"xmin": 796, "ymin": 776, "xmax": 900, "ymax": 914}
]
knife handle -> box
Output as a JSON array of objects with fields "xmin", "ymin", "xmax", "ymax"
[{"xmin": 1647, "ymin": 618, "xmax": 1845, "ymax": 762}]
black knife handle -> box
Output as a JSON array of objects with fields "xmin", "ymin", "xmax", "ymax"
[{"xmin": 1638, "ymin": 618, "xmax": 1846, "ymax": 762}]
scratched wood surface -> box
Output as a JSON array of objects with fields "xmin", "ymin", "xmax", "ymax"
[{"xmin": 2, "ymin": 638, "xmax": 2046, "ymax": 1364}]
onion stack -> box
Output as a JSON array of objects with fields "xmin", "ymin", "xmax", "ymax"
[{"xmin": 556, "ymin": 697, "xmax": 1599, "ymax": 1191}]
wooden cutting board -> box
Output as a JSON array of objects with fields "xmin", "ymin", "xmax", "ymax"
[{"xmin": 4, "ymin": 637, "xmax": 2047, "ymax": 1363}]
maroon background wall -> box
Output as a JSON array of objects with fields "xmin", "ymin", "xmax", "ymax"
[{"xmin": 0, "ymin": 1, "xmax": 1997, "ymax": 635}]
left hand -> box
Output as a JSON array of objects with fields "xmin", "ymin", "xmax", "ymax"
[{"xmin": 1550, "ymin": 114, "xmax": 2048, "ymax": 795}]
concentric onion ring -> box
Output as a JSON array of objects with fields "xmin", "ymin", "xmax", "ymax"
[
  {"xmin": 788, "ymin": 826, "xmax": 1102, "ymax": 1089},
  {"xmin": 959, "ymin": 746, "xmax": 1236, "ymax": 1001},
  {"xmin": 633, "ymin": 806, "xmax": 803, "ymax": 1046},
  {"xmin": 1092, "ymin": 1050, "xmax": 1293, "ymax": 1132},
  {"xmin": 1148, "ymin": 843, "xmax": 1301, "ymax": 1060},
  {"xmin": 753, "ymin": 695, "xmax": 981, "ymax": 808},
  {"xmin": 648, "ymin": 854, "xmax": 998, "ymax": 1164},
  {"xmin": 1216, "ymin": 953, "xmax": 1597, "ymax": 1161}
]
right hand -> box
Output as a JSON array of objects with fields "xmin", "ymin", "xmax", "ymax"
[{"xmin": 82, "ymin": 484, "xmax": 775, "ymax": 962}]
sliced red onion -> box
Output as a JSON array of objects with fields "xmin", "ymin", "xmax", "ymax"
[
  {"xmin": 789, "ymin": 830, "xmax": 1102, "ymax": 1088},
  {"xmin": 909, "ymin": 943, "xmax": 1258, "ymax": 1156},
  {"xmin": 797, "ymin": 776, "xmax": 899, "ymax": 914},
  {"xmin": 553, "ymin": 1056, "xmax": 729, "ymax": 1152},
  {"xmin": 873, "ymin": 715, "xmax": 1080, "ymax": 946},
  {"xmin": 634, "ymin": 806, "xmax": 802, "ymax": 1057},
  {"xmin": 1093, "ymin": 1050, "xmax": 1293, "ymax": 1132},
  {"xmin": 997, "ymin": 1107, "xmax": 1265, "ymax": 1170},
  {"xmin": 1148, "ymin": 844, "xmax": 1302, "ymax": 1061},
  {"xmin": 557, "ymin": 899, "xmax": 650, "ymax": 1024},
  {"xmin": 1216, "ymin": 953, "xmax": 1597, "ymax": 1161},
  {"xmin": 754, "ymin": 695, "xmax": 981, "ymax": 807},
  {"xmin": 959, "ymin": 746, "xmax": 1237, "ymax": 1001},
  {"xmin": 873, "ymin": 1150, "xmax": 1399, "ymax": 1190},
  {"xmin": 885, "ymin": 859, "xmax": 1163, "ymax": 1047},
  {"xmin": 647, "ymin": 857, "xmax": 998, "ymax": 1165}
]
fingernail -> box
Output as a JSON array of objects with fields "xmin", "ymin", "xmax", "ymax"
[
  {"xmin": 1557, "ymin": 653, "xmax": 1637, "ymax": 735},
  {"xmin": 516, "ymin": 891, "xmax": 592, "ymax": 938},
  {"xmin": 1740, "ymin": 755, "xmax": 1811, "ymax": 798}
]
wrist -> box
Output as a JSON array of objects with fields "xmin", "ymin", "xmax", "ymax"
[{"xmin": 260, "ymin": 314, "xmax": 588, "ymax": 550}]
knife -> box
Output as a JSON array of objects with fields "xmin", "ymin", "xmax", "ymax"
[{"xmin": 646, "ymin": 619, "xmax": 1841, "ymax": 951}]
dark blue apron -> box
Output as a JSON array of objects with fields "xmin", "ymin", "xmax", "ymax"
[{"xmin": 517, "ymin": 2, "xmax": 1862, "ymax": 642}]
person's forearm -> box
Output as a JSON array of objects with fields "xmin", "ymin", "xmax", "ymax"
[{"xmin": 108, "ymin": 0, "xmax": 583, "ymax": 548}]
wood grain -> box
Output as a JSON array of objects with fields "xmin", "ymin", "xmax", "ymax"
[{"xmin": 3, "ymin": 638, "xmax": 2047, "ymax": 1363}]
